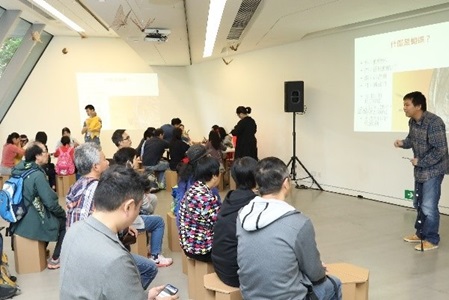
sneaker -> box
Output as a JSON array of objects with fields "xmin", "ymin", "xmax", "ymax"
[
  {"xmin": 150, "ymin": 254, "xmax": 173, "ymax": 267},
  {"xmin": 415, "ymin": 241, "xmax": 438, "ymax": 251},
  {"xmin": 47, "ymin": 258, "xmax": 60, "ymax": 270},
  {"xmin": 403, "ymin": 234, "xmax": 421, "ymax": 243}
]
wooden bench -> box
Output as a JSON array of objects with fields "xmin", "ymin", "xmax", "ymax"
[
  {"xmin": 13, "ymin": 235, "xmax": 47, "ymax": 274},
  {"xmin": 56, "ymin": 174, "xmax": 76, "ymax": 198},
  {"xmin": 204, "ymin": 272, "xmax": 242, "ymax": 300},
  {"xmin": 187, "ymin": 257, "xmax": 214, "ymax": 300}
]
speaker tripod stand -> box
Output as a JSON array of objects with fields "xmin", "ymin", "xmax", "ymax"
[{"xmin": 286, "ymin": 112, "xmax": 323, "ymax": 191}]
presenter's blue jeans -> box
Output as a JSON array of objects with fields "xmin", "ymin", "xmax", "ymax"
[
  {"xmin": 131, "ymin": 253, "xmax": 158, "ymax": 290},
  {"xmin": 414, "ymin": 174, "xmax": 444, "ymax": 245}
]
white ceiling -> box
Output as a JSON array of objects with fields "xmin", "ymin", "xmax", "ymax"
[{"xmin": 2, "ymin": 0, "xmax": 449, "ymax": 66}]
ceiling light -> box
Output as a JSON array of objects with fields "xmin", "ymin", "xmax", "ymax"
[
  {"xmin": 31, "ymin": 0, "xmax": 85, "ymax": 33},
  {"xmin": 203, "ymin": 0, "xmax": 227, "ymax": 58}
]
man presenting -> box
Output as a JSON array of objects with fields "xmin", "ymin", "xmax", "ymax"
[{"xmin": 395, "ymin": 91, "xmax": 449, "ymax": 251}]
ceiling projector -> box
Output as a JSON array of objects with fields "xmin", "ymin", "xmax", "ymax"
[{"xmin": 144, "ymin": 28, "xmax": 171, "ymax": 42}]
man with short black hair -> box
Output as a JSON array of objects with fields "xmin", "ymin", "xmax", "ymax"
[
  {"xmin": 395, "ymin": 91, "xmax": 449, "ymax": 251},
  {"xmin": 82, "ymin": 104, "xmax": 102, "ymax": 145},
  {"xmin": 141, "ymin": 129, "xmax": 169, "ymax": 188},
  {"xmin": 60, "ymin": 166, "xmax": 178, "ymax": 300},
  {"xmin": 236, "ymin": 157, "xmax": 341, "ymax": 299},
  {"xmin": 161, "ymin": 118, "xmax": 182, "ymax": 142},
  {"xmin": 112, "ymin": 129, "xmax": 132, "ymax": 149}
]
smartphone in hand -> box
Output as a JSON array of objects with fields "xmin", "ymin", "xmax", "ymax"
[{"xmin": 158, "ymin": 284, "xmax": 178, "ymax": 297}]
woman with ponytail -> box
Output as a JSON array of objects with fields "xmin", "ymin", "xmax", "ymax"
[{"xmin": 231, "ymin": 106, "xmax": 258, "ymax": 160}]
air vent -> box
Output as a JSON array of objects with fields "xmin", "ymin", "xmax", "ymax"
[
  {"xmin": 227, "ymin": 0, "xmax": 261, "ymax": 41},
  {"xmin": 17, "ymin": 0, "xmax": 56, "ymax": 20}
]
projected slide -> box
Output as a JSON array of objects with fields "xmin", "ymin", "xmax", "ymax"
[
  {"xmin": 354, "ymin": 21, "xmax": 449, "ymax": 132},
  {"xmin": 76, "ymin": 73, "xmax": 160, "ymax": 130}
]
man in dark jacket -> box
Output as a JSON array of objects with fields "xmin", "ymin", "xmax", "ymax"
[
  {"xmin": 211, "ymin": 157, "xmax": 257, "ymax": 287},
  {"xmin": 10, "ymin": 142, "xmax": 66, "ymax": 270}
]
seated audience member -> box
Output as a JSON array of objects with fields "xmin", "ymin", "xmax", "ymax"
[
  {"xmin": 136, "ymin": 127, "xmax": 155, "ymax": 158},
  {"xmin": 179, "ymin": 124, "xmax": 192, "ymax": 145},
  {"xmin": 35, "ymin": 131, "xmax": 56, "ymax": 190},
  {"xmin": 178, "ymin": 156, "xmax": 221, "ymax": 262},
  {"xmin": 141, "ymin": 128, "xmax": 169, "ymax": 188},
  {"xmin": 173, "ymin": 145, "xmax": 220, "ymax": 222},
  {"xmin": 111, "ymin": 129, "xmax": 133, "ymax": 149},
  {"xmin": 60, "ymin": 166, "xmax": 178, "ymax": 300},
  {"xmin": 205, "ymin": 130, "xmax": 226, "ymax": 171},
  {"xmin": 55, "ymin": 127, "xmax": 79, "ymax": 151},
  {"xmin": 65, "ymin": 143, "xmax": 109, "ymax": 228},
  {"xmin": 10, "ymin": 142, "xmax": 66, "ymax": 270},
  {"xmin": 54, "ymin": 136, "xmax": 75, "ymax": 175},
  {"xmin": 237, "ymin": 157, "xmax": 342, "ymax": 300},
  {"xmin": 218, "ymin": 127, "xmax": 234, "ymax": 148},
  {"xmin": 14, "ymin": 134, "xmax": 28, "ymax": 165},
  {"xmin": 66, "ymin": 143, "xmax": 157, "ymax": 288},
  {"xmin": 0, "ymin": 132, "xmax": 25, "ymax": 175},
  {"xmin": 161, "ymin": 118, "xmax": 182, "ymax": 142},
  {"xmin": 169, "ymin": 127, "xmax": 190, "ymax": 171},
  {"xmin": 113, "ymin": 147, "xmax": 172, "ymax": 267},
  {"xmin": 212, "ymin": 157, "xmax": 258, "ymax": 287}
]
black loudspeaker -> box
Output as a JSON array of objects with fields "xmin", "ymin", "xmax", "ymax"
[{"xmin": 284, "ymin": 81, "xmax": 304, "ymax": 112}]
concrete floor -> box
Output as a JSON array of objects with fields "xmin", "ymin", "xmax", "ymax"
[{"xmin": 3, "ymin": 187, "xmax": 449, "ymax": 299}]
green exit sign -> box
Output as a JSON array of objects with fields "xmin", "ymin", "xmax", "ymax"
[{"xmin": 404, "ymin": 190, "xmax": 414, "ymax": 200}]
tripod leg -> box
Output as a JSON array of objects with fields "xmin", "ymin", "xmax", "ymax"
[{"xmin": 295, "ymin": 157, "xmax": 324, "ymax": 191}]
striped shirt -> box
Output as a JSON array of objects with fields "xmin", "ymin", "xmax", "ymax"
[{"xmin": 402, "ymin": 111, "xmax": 449, "ymax": 182}]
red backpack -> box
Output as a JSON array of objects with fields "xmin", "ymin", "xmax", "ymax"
[{"xmin": 55, "ymin": 147, "xmax": 75, "ymax": 175}]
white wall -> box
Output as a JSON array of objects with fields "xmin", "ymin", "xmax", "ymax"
[
  {"xmin": 3, "ymin": 8, "xmax": 449, "ymax": 212},
  {"xmin": 0, "ymin": 37, "xmax": 197, "ymax": 158},
  {"xmin": 186, "ymin": 8, "xmax": 449, "ymax": 213}
]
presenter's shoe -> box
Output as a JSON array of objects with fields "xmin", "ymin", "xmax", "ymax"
[
  {"xmin": 403, "ymin": 234, "xmax": 421, "ymax": 243},
  {"xmin": 150, "ymin": 254, "xmax": 173, "ymax": 267},
  {"xmin": 47, "ymin": 258, "xmax": 60, "ymax": 270},
  {"xmin": 415, "ymin": 241, "xmax": 438, "ymax": 251}
]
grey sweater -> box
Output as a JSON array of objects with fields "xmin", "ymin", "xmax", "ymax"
[{"xmin": 236, "ymin": 197, "xmax": 325, "ymax": 300}]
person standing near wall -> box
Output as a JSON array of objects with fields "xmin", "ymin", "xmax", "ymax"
[
  {"xmin": 231, "ymin": 106, "xmax": 258, "ymax": 160},
  {"xmin": 394, "ymin": 91, "xmax": 449, "ymax": 251},
  {"xmin": 82, "ymin": 104, "xmax": 102, "ymax": 145}
]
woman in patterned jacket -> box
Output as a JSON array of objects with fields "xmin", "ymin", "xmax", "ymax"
[{"xmin": 178, "ymin": 156, "xmax": 221, "ymax": 262}]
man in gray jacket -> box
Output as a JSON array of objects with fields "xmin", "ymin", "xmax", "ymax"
[
  {"xmin": 60, "ymin": 166, "xmax": 177, "ymax": 300},
  {"xmin": 236, "ymin": 157, "xmax": 341, "ymax": 300}
]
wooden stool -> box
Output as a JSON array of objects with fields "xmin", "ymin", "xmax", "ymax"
[
  {"xmin": 218, "ymin": 172, "xmax": 225, "ymax": 191},
  {"xmin": 165, "ymin": 169, "xmax": 178, "ymax": 193},
  {"xmin": 327, "ymin": 263, "xmax": 370, "ymax": 300},
  {"xmin": 13, "ymin": 235, "xmax": 46, "ymax": 274},
  {"xmin": 204, "ymin": 272, "xmax": 242, "ymax": 300},
  {"xmin": 187, "ymin": 257, "xmax": 214, "ymax": 300},
  {"xmin": 56, "ymin": 174, "xmax": 76, "ymax": 198},
  {"xmin": 166, "ymin": 212, "xmax": 181, "ymax": 252},
  {"xmin": 182, "ymin": 251, "xmax": 188, "ymax": 275},
  {"xmin": 130, "ymin": 231, "xmax": 148, "ymax": 257},
  {"xmin": 0, "ymin": 174, "xmax": 10, "ymax": 187}
]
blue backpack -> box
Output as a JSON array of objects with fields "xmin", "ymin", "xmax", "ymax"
[{"xmin": 0, "ymin": 168, "xmax": 38, "ymax": 223}]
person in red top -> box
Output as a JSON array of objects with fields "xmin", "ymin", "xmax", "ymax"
[{"xmin": 0, "ymin": 132, "xmax": 25, "ymax": 175}]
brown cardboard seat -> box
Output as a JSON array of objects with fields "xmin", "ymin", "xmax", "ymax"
[{"xmin": 204, "ymin": 272, "xmax": 242, "ymax": 300}]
